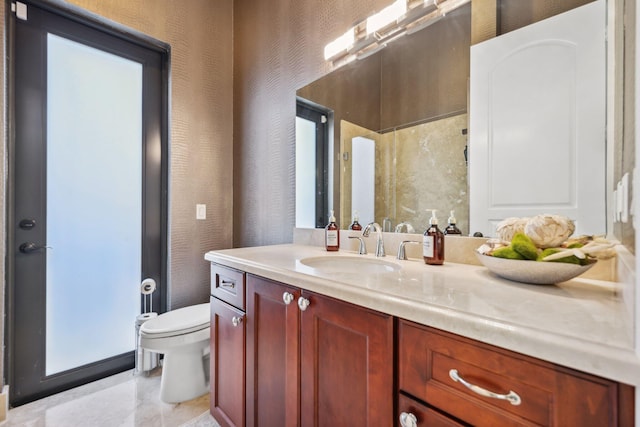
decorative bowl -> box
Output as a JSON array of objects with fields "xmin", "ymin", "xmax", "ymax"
[{"xmin": 475, "ymin": 252, "xmax": 596, "ymax": 285}]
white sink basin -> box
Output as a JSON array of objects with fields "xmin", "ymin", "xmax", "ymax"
[{"xmin": 299, "ymin": 256, "xmax": 401, "ymax": 274}]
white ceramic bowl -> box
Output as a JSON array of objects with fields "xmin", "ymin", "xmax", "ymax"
[{"xmin": 475, "ymin": 252, "xmax": 596, "ymax": 285}]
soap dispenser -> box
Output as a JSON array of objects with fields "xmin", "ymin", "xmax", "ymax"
[
  {"xmin": 325, "ymin": 210, "xmax": 340, "ymax": 251},
  {"xmin": 444, "ymin": 210, "xmax": 462, "ymax": 235},
  {"xmin": 423, "ymin": 209, "xmax": 444, "ymax": 265},
  {"xmin": 349, "ymin": 211, "xmax": 362, "ymax": 231}
]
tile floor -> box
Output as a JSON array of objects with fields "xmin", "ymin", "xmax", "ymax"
[{"xmin": 1, "ymin": 369, "xmax": 220, "ymax": 427}]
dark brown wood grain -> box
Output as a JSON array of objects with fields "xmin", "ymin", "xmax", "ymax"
[
  {"xmin": 211, "ymin": 264, "xmax": 246, "ymax": 311},
  {"xmin": 210, "ymin": 296, "xmax": 246, "ymax": 427},
  {"xmin": 246, "ymin": 275, "xmax": 301, "ymax": 427},
  {"xmin": 398, "ymin": 393, "xmax": 466, "ymax": 427},
  {"xmin": 398, "ymin": 320, "xmax": 634, "ymax": 426},
  {"xmin": 300, "ymin": 291, "xmax": 394, "ymax": 427}
]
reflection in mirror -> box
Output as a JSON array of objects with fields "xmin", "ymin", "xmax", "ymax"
[
  {"xmin": 340, "ymin": 113, "xmax": 468, "ymax": 234},
  {"xmin": 296, "ymin": 3, "xmax": 471, "ymax": 233},
  {"xmin": 295, "ymin": 102, "xmax": 329, "ymax": 228},
  {"xmin": 295, "ymin": 0, "xmax": 606, "ymax": 237}
]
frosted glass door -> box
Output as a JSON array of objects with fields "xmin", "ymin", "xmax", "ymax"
[{"xmin": 46, "ymin": 34, "xmax": 142, "ymax": 375}]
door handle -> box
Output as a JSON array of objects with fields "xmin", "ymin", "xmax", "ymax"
[{"xmin": 19, "ymin": 242, "xmax": 50, "ymax": 254}]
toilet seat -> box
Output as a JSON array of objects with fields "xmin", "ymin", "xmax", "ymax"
[{"xmin": 140, "ymin": 303, "xmax": 210, "ymax": 338}]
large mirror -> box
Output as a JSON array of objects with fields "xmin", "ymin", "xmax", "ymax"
[{"xmin": 296, "ymin": 0, "xmax": 605, "ymax": 236}]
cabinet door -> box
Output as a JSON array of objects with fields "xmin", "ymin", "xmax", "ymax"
[
  {"xmin": 300, "ymin": 291, "xmax": 394, "ymax": 427},
  {"xmin": 246, "ymin": 275, "xmax": 300, "ymax": 427},
  {"xmin": 210, "ymin": 297, "xmax": 245, "ymax": 427}
]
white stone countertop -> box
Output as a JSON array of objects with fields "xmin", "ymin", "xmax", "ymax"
[{"xmin": 205, "ymin": 243, "xmax": 640, "ymax": 387}]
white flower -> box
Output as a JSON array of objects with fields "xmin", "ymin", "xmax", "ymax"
[
  {"xmin": 495, "ymin": 217, "xmax": 529, "ymax": 243},
  {"xmin": 524, "ymin": 214, "xmax": 575, "ymax": 248}
]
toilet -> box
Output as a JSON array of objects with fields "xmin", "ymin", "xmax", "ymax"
[{"xmin": 139, "ymin": 302, "xmax": 210, "ymax": 403}]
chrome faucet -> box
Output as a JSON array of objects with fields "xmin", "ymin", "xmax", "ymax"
[
  {"xmin": 348, "ymin": 236, "xmax": 367, "ymax": 255},
  {"xmin": 394, "ymin": 222, "xmax": 415, "ymax": 233},
  {"xmin": 397, "ymin": 240, "xmax": 420, "ymax": 260},
  {"xmin": 362, "ymin": 222, "xmax": 385, "ymax": 257}
]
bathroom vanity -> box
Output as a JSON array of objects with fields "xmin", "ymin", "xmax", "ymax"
[{"xmin": 206, "ymin": 244, "xmax": 636, "ymax": 426}]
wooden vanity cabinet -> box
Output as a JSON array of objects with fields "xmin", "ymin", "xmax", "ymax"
[
  {"xmin": 398, "ymin": 319, "xmax": 634, "ymax": 427},
  {"xmin": 245, "ymin": 275, "xmax": 300, "ymax": 427},
  {"xmin": 246, "ymin": 274, "xmax": 395, "ymax": 427},
  {"xmin": 210, "ymin": 265, "xmax": 247, "ymax": 427},
  {"xmin": 209, "ymin": 263, "xmax": 633, "ymax": 427}
]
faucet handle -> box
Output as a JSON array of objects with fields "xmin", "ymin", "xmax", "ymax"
[
  {"xmin": 397, "ymin": 240, "xmax": 420, "ymax": 260},
  {"xmin": 348, "ymin": 236, "xmax": 367, "ymax": 255},
  {"xmin": 376, "ymin": 237, "xmax": 386, "ymax": 257}
]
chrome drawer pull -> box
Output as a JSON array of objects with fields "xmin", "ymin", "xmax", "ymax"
[
  {"xmin": 283, "ymin": 292, "xmax": 294, "ymax": 305},
  {"xmin": 221, "ymin": 280, "xmax": 235, "ymax": 289},
  {"xmin": 449, "ymin": 369, "xmax": 522, "ymax": 406},
  {"xmin": 399, "ymin": 412, "xmax": 418, "ymax": 427},
  {"xmin": 231, "ymin": 316, "xmax": 243, "ymax": 327}
]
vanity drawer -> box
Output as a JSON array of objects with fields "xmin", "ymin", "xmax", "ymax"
[
  {"xmin": 398, "ymin": 393, "xmax": 465, "ymax": 427},
  {"xmin": 210, "ymin": 263, "xmax": 246, "ymax": 310},
  {"xmin": 398, "ymin": 320, "xmax": 622, "ymax": 427}
]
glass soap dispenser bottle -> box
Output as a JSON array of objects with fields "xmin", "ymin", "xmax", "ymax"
[
  {"xmin": 444, "ymin": 210, "xmax": 462, "ymax": 235},
  {"xmin": 423, "ymin": 209, "xmax": 444, "ymax": 265},
  {"xmin": 349, "ymin": 211, "xmax": 362, "ymax": 231},
  {"xmin": 325, "ymin": 210, "xmax": 340, "ymax": 251}
]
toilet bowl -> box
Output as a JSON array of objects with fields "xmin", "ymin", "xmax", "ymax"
[{"xmin": 139, "ymin": 302, "xmax": 210, "ymax": 403}]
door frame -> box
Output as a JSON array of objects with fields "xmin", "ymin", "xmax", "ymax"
[
  {"xmin": 296, "ymin": 100, "xmax": 330, "ymax": 228},
  {"xmin": 5, "ymin": 0, "xmax": 170, "ymax": 405}
]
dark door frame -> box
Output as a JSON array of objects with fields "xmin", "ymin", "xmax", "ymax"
[
  {"xmin": 6, "ymin": 0, "xmax": 170, "ymax": 406},
  {"xmin": 296, "ymin": 99, "xmax": 330, "ymax": 229}
]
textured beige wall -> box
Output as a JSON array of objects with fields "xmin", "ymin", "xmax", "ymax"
[
  {"xmin": 233, "ymin": 0, "xmax": 390, "ymax": 247},
  {"xmin": 2, "ymin": 0, "xmax": 233, "ymax": 313},
  {"xmin": 0, "ymin": 0, "xmax": 231, "ymax": 393},
  {"xmin": 64, "ymin": 0, "xmax": 235, "ymax": 308}
]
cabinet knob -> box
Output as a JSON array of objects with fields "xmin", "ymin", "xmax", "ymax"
[
  {"xmin": 283, "ymin": 292, "xmax": 294, "ymax": 305},
  {"xmin": 399, "ymin": 412, "xmax": 418, "ymax": 427},
  {"xmin": 231, "ymin": 315, "xmax": 243, "ymax": 327},
  {"xmin": 297, "ymin": 296, "xmax": 310, "ymax": 311},
  {"xmin": 449, "ymin": 369, "xmax": 522, "ymax": 406}
]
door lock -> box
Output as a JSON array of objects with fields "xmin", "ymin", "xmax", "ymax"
[{"xmin": 18, "ymin": 219, "xmax": 36, "ymax": 230}]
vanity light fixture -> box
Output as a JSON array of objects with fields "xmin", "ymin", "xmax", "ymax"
[
  {"xmin": 323, "ymin": 0, "xmax": 470, "ymax": 66},
  {"xmin": 366, "ymin": 0, "xmax": 407, "ymax": 35},
  {"xmin": 323, "ymin": 27, "xmax": 355, "ymax": 60}
]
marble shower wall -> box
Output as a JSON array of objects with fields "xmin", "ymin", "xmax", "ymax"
[
  {"xmin": 341, "ymin": 114, "xmax": 469, "ymax": 234},
  {"xmin": 340, "ymin": 120, "xmax": 380, "ymax": 228},
  {"xmin": 390, "ymin": 114, "xmax": 469, "ymax": 234}
]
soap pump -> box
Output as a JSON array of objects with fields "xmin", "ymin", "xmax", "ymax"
[
  {"xmin": 444, "ymin": 210, "xmax": 462, "ymax": 235},
  {"xmin": 423, "ymin": 209, "xmax": 444, "ymax": 265},
  {"xmin": 349, "ymin": 211, "xmax": 362, "ymax": 231},
  {"xmin": 325, "ymin": 210, "xmax": 340, "ymax": 251}
]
